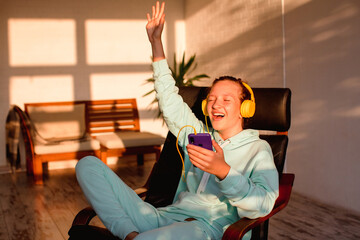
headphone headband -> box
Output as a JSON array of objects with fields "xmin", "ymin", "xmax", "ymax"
[{"xmin": 241, "ymin": 82, "xmax": 255, "ymax": 103}]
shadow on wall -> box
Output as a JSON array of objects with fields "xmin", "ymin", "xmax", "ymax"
[
  {"xmin": 283, "ymin": 0, "xmax": 360, "ymax": 211},
  {"xmin": 0, "ymin": 0, "xmax": 185, "ymax": 167},
  {"xmin": 185, "ymin": 0, "xmax": 284, "ymax": 86},
  {"xmin": 184, "ymin": 0, "xmax": 360, "ymax": 212},
  {"xmin": 2, "ymin": 0, "xmax": 183, "ymax": 103}
]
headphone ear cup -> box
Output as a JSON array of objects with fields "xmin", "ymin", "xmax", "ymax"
[
  {"xmin": 202, "ymin": 99, "xmax": 209, "ymax": 116},
  {"xmin": 240, "ymin": 100, "xmax": 256, "ymax": 118}
]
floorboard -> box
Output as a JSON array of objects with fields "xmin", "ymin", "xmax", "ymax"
[
  {"xmin": 269, "ymin": 192, "xmax": 360, "ymax": 240},
  {"xmin": 0, "ymin": 157, "xmax": 359, "ymax": 240}
]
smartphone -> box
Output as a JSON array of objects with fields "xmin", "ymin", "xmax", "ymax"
[{"xmin": 188, "ymin": 133, "xmax": 213, "ymax": 150}]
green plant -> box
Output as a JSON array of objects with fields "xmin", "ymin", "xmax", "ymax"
[{"xmin": 143, "ymin": 52, "xmax": 210, "ymax": 118}]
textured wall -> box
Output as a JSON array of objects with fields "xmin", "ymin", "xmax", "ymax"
[
  {"xmin": 185, "ymin": 0, "xmax": 360, "ymax": 213},
  {"xmin": 185, "ymin": 0, "xmax": 284, "ymax": 87},
  {"xmin": 284, "ymin": 0, "xmax": 360, "ymax": 214}
]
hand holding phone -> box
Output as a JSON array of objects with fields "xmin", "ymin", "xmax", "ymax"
[
  {"xmin": 188, "ymin": 133, "xmax": 213, "ymax": 150},
  {"xmin": 187, "ymin": 133, "xmax": 230, "ymax": 180}
]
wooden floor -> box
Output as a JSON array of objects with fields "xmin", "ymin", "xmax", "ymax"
[{"xmin": 0, "ymin": 158, "xmax": 359, "ymax": 240}]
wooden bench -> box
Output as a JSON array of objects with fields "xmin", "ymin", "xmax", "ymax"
[{"xmin": 18, "ymin": 99, "xmax": 165, "ymax": 185}]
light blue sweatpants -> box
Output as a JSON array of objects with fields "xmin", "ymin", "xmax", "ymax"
[{"xmin": 76, "ymin": 156, "xmax": 209, "ymax": 240}]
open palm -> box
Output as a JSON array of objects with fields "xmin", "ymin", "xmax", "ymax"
[{"xmin": 146, "ymin": 1, "xmax": 165, "ymax": 43}]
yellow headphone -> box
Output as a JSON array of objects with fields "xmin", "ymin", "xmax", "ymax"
[{"xmin": 202, "ymin": 82, "xmax": 256, "ymax": 118}]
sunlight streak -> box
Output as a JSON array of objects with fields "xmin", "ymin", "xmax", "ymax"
[
  {"xmin": 85, "ymin": 20, "xmax": 160, "ymax": 65},
  {"xmin": 9, "ymin": 75, "xmax": 74, "ymax": 105},
  {"xmin": 8, "ymin": 18, "xmax": 76, "ymax": 67}
]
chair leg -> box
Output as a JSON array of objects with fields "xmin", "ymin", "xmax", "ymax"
[{"xmin": 250, "ymin": 220, "xmax": 269, "ymax": 240}]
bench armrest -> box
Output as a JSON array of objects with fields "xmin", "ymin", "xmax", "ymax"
[{"xmin": 13, "ymin": 105, "xmax": 36, "ymax": 174}]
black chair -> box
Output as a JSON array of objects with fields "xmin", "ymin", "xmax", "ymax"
[{"xmin": 68, "ymin": 87, "xmax": 294, "ymax": 240}]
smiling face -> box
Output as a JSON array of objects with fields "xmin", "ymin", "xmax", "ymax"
[{"xmin": 207, "ymin": 80, "xmax": 244, "ymax": 139}]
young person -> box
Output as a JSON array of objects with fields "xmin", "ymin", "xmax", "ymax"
[{"xmin": 75, "ymin": 2, "xmax": 279, "ymax": 240}]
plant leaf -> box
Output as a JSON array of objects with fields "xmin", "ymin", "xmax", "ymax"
[
  {"xmin": 143, "ymin": 78, "xmax": 155, "ymax": 85},
  {"xmin": 189, "ymin": 74, "xmax": 210, "ymax": 81},
  {"xmin": 172, "ymin": 53, "xmax": 177, "ymax": 77},
  {"xmin": 142, "ymin": 89, "xmax": 155, "ymax": 97},
  {"xmin": 183, "ymin": 55, "xmax": 196, "ymax": 76},
  {"xmin": 143, "ymin": 52, "xmax": 208, "ymax": 120}
]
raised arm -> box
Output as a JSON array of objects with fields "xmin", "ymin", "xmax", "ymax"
[
  {"xmin": 147, "ymin": 2, "xmax": 204, "ymax": 142},
  {"xmin": 146, "ymin": 1, "xmax": 166, "ymax": 62}
]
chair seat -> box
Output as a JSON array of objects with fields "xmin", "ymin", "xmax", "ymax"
[
  {"xmin": 34, "ymin": 137, "xmax": 100, "ymax": 154},
  {"xmin": 95, "ymin": 131, "xmax": 165, "ymax": 149}
]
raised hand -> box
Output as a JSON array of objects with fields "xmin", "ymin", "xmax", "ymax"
[
  {"xmin": 186, "ymin": 140, "xmax": 231, "ymax": 180},
  {"xmin": 146, "ymin": 1, "xmax": 166, "ymax": 61},
  {"xmin": 146, "ymin": 1, "xmax": 165, "ymax": 43}
]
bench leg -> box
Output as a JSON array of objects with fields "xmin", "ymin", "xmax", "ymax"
[
  {"xmin": 100, "ymin": 147, "xmax": 108, "ymax": 165},
  {"xmin": 94, "ymin": 150, "xmax": 102, "ymax": 162},
  {"xmin": 33, "ymin": 156, "xmax": 43, "ymax": 185},
  {"xmin": 137, "ymin": 154, "xmax": 144, "ymax": 165}
]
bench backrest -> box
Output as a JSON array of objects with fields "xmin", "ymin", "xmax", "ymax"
[
  {"xmin": 24, "ymin": 99, "xmax": 140, "ymax": 140},
  {"xmin": 86, "ymin": 99, "xmax": 140, "ymax": 136},
  {"xmin": 25, "ymin": 101, "xmax": 87, "ymax": 142}
]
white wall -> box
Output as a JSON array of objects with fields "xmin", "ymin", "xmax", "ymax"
[
  {"xmin": 0, "ymin": 0, "xmax": 185, "ymax": 168},
  {"xmin": 284, "ymin": 0, "xmax": 360, "ymax": 214},
  {"xmin": 185, "ymin": 0, "xmax": 360, "ymax": 213}
]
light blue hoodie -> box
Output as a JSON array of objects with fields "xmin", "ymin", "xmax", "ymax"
[{"xmin": 153, "ymin": 59, "xmax": 279, "ymax": 240}]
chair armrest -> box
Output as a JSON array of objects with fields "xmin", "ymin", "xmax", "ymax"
[
  {"xmin": 222, "ymin": 173, "xmax": 295, "ymax": 240},
  {"xmin": 72, "ymin": 207, "xmax": 97, "ymax": 226}
]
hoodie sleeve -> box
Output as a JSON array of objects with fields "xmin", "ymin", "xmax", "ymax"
[
  {"xmin": 216, "ymin": 146, "xmax": 279, "ymax": 219},
  {"xmin": 152, "ymin": 59, "xmax": 204, "ymax": 143}
]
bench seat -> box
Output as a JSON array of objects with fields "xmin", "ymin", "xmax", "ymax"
[
  {"xmin": 96, "ymin": 131, "xmax": 165, "ymax": 149},
  {"xmin": 34, "ymin": 136, "xmax": 100, "ymax": 155}
]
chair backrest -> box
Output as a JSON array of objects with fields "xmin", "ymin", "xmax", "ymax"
[
  {"xmin": 245, "ymin": 88, "xmax": 291, "ymax": 240},
  {"xmin": 144, "ymin": 87, "xmax": 291, "ymax": 209},
  {"xmin": 248, "ymin": 88, "xmax": 291, "ymax": 178}
]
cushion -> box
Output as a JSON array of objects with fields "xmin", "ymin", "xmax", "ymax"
[
  {"xmin": 248, "ymin": 88, "xmax": 291, "ymax": 132},
  {"xmin": 27, "ymin": 103, "xmax": 86, "ymax": 141},
  {"xmin": 95, "ymin": 131, "xmax": 165, "ymax": 149},
  {"xmin": 34, "ymin": 137, "xmax": 100, "ymax": 154}
]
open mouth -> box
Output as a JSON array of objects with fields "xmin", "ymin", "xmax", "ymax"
[{"xmin": 212, "ymin": 112, "xmax": 225, "ymax": 120}]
